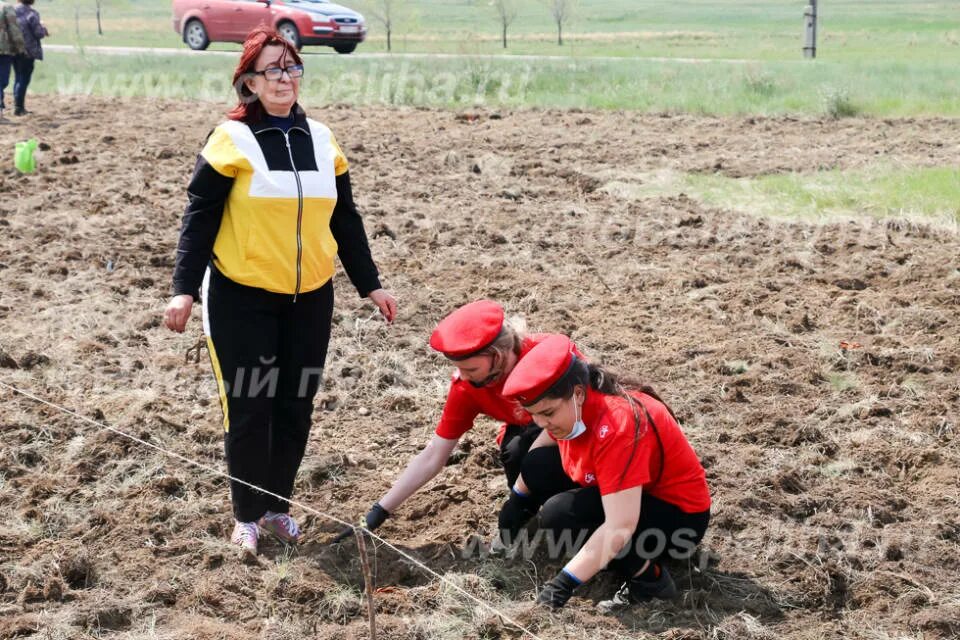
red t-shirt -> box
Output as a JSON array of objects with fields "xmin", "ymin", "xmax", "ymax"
[
  {"xmin": 557, "ymin": 389, "xmax": 710, "ymax": 513},
  {"xmin": 434, "ymin": 333, "xmax": 575, "ymax": 443}
]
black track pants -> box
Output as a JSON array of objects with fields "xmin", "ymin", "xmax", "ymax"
[
  {"xmin": 202, "ymin": 266, "xmax": 333, "ymax": 522},
  {"xmin": 537, "ymin": 486, "xmax": 710, "ymax": 577},
  {"xmin": 500, "ymin": 429, "xmax": 580, "ymax": 513},
  {"xmin": 499, "ymin": 425, "xmax": 578, "ymax": 500},
  {"xmin": 499, "ymin": 423, "xmax": 541, "ymax": 488}
]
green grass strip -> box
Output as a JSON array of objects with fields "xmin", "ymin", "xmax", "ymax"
[
  {"xmin": 604, "ymin": 167, "xmax": 960, "ymax": 224},
  {"xmin": 31, "ymin": 52, "xmax": 960, "ymax": 116}
]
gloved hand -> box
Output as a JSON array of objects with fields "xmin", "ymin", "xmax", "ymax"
[
  {"xmin": 499, "ymin": 423, "xmax": 539, "ymax": 472},
  {"xmin": 364, "ymin": 503, "xmax": 390, "ymax": 530},
  {"xmin": 496, "ymin": 486, "xmax": 537, "ymax": 546},
  {"xmin": 332, "ymin": 503, "xmax": 390, "ymax": 543},
  {"xmin": 536, "ymin": 569, "xmax": 581, "ymax": 609}
]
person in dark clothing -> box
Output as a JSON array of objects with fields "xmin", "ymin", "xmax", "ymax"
[
  {"xmin": 501, "ymin": 335, "xmax": 711, "ymax": 612},
  {"xmin": 163, "ymin": 26, "xmax": 397, "ymax": 561},
  {"xmin": 0, "ymin": 1, "xmax": 26, "ymax": 119},
  {"xmin": 12, "ymin": 0, "xmax": 45, "ymax": 116}
]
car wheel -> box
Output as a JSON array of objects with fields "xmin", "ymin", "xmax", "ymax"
[
  {"xmin": 277, "ymin": 21, "xmax": 302, "ymax": 50},
  {"xmin": 334, "ymin": 43, "xmax": 357, "ymax": 54},
  {"xmin": 183, "ymin": 19, "xmax": 210, "ymax": 51}
]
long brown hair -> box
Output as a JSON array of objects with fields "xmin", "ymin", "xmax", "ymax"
[{"xmin": 226, "ymin": 26, "xmax": 303, "ymax": 124}]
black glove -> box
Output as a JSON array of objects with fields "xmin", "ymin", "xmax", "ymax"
[
  {"xmin": 536, "ymin": 569, "xmax": 581, "ymax": 609},
  {"xmin": 364, "ymin": 503, "xmax": 390, "ymax": 530},
  {"xmin": 497, "ymin": 487, "xmax": 537, "ymax": 546},
  {"xmin": 499, "ymin": 423, "xmax": 540, "ymax": 479},
  {"xmin": 332, "ymin": 503, "xmax": 390, "ymax": 543}
]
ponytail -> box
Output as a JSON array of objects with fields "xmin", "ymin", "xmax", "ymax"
[
  {"xmin": 617, "ymin": 385, "xmax": 665, "ymax": 491},
  {"xmin": 586, "ymin": 363, "xmax": 678, "ymax": 421},
  {"xmin": 585, "ymin": 364, "xmax": 670, "ymax": 491}
]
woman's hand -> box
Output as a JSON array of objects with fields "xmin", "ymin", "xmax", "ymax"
[
  {"xmin": 497, "ymin": 485, "xmax": 538, "ymax": 547},
  {"xmin": 367, "ymin": 289, "xmax": 397, "ymax": 323},
  {"xmin": 164, "ymin": 294, "xmax": 194, "ymax": 333},
  {"xmin": 537, "ymin": 570, "xmax": 581, "ymax": 609}
]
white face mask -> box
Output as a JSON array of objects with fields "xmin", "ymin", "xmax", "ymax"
[{"xmin": 559, "ymin": 393, "xmax": 587, "ymax": 440}]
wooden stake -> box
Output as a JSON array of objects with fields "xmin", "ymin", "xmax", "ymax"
[{"xmin": 355, "ymin": 529, "xmax": 377, "ymax": 640}]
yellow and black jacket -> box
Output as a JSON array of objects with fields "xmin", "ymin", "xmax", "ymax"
[{"xmin": 173, "ymin": 105, "xmax": 381, "ymax": 300}]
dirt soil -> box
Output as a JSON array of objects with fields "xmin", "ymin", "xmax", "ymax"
[{"xmin": 0, "ymin": 95, "xmax": 958, "ymax": 640}]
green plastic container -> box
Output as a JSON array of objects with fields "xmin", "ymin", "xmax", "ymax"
[{"xmin": 15, "ymin": 139, "xmax": 38, "ymax": 173}]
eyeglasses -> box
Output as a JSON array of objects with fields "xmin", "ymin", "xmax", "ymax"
[{"xmin": 250, "ymin": 64, "xmax": 304, "ymax": 81}]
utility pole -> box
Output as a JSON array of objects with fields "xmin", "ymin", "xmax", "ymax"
[{"xmin": 803, "ymin": 0, "xmax": 818, "ymax": 58}]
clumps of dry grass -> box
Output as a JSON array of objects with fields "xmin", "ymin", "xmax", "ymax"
[
  {"xmin": 300, "ymin": 452, "xmax": 352, "ymax": 488},
  {"xmin": 258, "ymin": 615, "xmax": 314, "ymax": 640},
  {"xmin": 317, "ymin": 583, "xmax": 365, "ymax": 624},
  {"xmin": 262, "ymin": 548, "xmax": 297, "ymax": 597},
  {"xmin": 827, "ymin": 372, "xmax": 859, "ymax": 393},
  {"xmin": 684, "ymin": 566, "xmax": 786, "ymax": 622},
  {"xmin": 433, "ymin": 572, "xmax": 500, "ymax": 619},
  {"xmin": 709, "ymin": 612, "xmax": 779, "ymax": 640},
  {"xmin": 17, "ymin": 616, "xmax": 89, "ymax": 640},
  {"xmin": 79, "ymin": 598, "xmax": 135, "ymax": 633},
  {"xmin": 373, "ymin": 571, "xmax": 539, "ymax": 640},
  {"xmin": 721, "ymin": 360, "xmax": 750, "ymax": 375}
]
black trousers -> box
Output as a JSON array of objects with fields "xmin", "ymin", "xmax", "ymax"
[
  {"xmin": 202, "ymin": 266, "xmax": 333, "ymax": 522},
  {"xmin": 536, "ymin": 486, "xmax": 710, "ymax": 577},
  {"xmin": 12, "ymin": 56, "xmax": 34, "ymax": 111},
  {"xmin": 499, "ymin": 423, "xmax": 540, "ymax": 488},
  {"xmin": 499, "ymin": 424, "xmax": 576, "ymax": 498},
  {"xmin": 0, "ymin": 55, "xmax": 11, "ymax": 110},
  {"xmin": 501, "ymin": 427, "xmax": 581, "ymax": 519}
]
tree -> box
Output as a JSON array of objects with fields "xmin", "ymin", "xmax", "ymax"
[
  {"xmin": 546, "ymin": 0, "xmax": 574, "ymax": 46},
  {"xmin": 365, "ymin": 0, "xmax": 404, "ymax": 52},
  {"xmin": 492, "ymin": 0, "xmax": 517, "ymax": 49}
]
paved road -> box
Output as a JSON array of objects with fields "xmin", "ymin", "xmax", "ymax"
[{"xmin": 46, "ymin": 44, "xmax": 752, "ymax": 64}]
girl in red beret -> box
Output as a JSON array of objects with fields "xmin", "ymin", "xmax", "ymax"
[
  {"xmin": 501, "ymin": 334, "xmax": 711, "ymax": 611},
  {"xmin": 342, "ymin": 301, "xmax": 580, "ymax": 544}
]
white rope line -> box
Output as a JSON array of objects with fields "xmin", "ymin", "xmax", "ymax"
[{"xmin": 0, "ymin": 379, "xmax": 545, "ymax": 640}]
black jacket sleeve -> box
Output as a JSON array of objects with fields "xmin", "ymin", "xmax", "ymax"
[
  {"xmin": 171, "ymin": 155, "xmax": 234, "ymax": 301},
  {"xmin": 330, "ymin": 171, "xmax": 383, "ymax": 298}
]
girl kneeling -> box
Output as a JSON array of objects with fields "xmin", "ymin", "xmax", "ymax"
[{"xmin": 501, "ymin": 335, "xmax": 711, "ymax": 611}]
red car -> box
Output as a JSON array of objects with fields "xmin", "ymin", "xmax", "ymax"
[{"xmin": 173, "ymin": 0, "xmax": 367, "ymax": 54}]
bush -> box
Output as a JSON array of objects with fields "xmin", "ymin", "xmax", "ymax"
[{"xmin": 822, "ymin": 87, "xmax": 860, "ymax": 119}]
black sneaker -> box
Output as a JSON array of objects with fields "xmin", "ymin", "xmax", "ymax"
[{"xmin": 597, "ymin": 565, "xmax": 678, "ymax": 613}]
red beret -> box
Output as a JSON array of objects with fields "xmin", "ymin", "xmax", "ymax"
[
  {"xmin": 502, "ymin": 334, "xmax": 576, "ymax": 405},
  {"xmin": 429, "ymin": 300, "xmax": 505, "ymax": 359}
]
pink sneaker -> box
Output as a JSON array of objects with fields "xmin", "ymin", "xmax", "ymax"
[
  {"xmin": 258, "ymin": 511, "xmax": 301, "ymax": 544},
  {"xmin": 231, "ymin": 521, "xmax": 259, "ymax": 562}
]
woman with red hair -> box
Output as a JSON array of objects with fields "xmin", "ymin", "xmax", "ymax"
[{"xmin": 163, "ymin": 26, "xmax": 397, "ymax": 561}]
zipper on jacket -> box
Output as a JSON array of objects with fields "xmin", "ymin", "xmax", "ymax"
[{"xmin": 283, "ymin": 131, "xmax": 305, "ymax": 302}]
